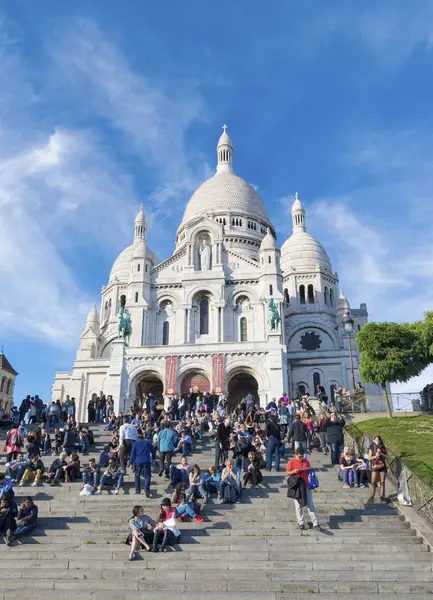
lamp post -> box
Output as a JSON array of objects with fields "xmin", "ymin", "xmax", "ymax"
[{"xmin": 343, "ymin": 311, "xmax": 356, "ymax": 393}]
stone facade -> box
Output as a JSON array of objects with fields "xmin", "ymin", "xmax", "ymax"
[
  {"xmin": 52, "ymin": 127, "xmax": 378, "ymax": 421},
  {"xmin": 0, "ymin": 352, "xmax": 18, "ymax": 417}
]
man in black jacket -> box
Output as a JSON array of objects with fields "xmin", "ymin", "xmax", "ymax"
[
  {"xmin": 325, "ymin": 413, "xmax": 345, "ymax": 465},
  {"xmin": 215, "ymin": 416, "xmax": 231, "ymax": 469},
  {"xmin": 287, "ymin": 415, "xmax": 309, "ymax": 455},
  {"xmin": 265, "ymin": 414, "xmax": 281, "ymax": 472},
  {"xmin": 11, "ymin": 497, "xmax": 38, "ymax": 541}
]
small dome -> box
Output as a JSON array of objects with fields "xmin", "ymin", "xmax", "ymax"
[
  {"xmin": 181, "ymin": 172, "xmax": 269, "ymax": 224},
  {"xmin": 110, "ymin": 242, "xmax": 158, "ymax": 282},
  {"xmin": 281, "ymin": 231, "xmax": 332, "ymax": 272},
  {"xmin": 86, "ymin": 304, "xmax": 99, "ymax": 324},
  {"xmin": 132, "ymin": 240, "xmax": 146, "ymax": 259},
  {"xmin": 336, "ymin": 290, "xmax": 350, "ymax": 310},
  {"xmin": 260, "ymin": 228, "xmax": 276, "ymax": 251},
  {"xmin": 217, "ymin": 130, "xmax": 233, "ymax": 148},
  {"xmin": 135, "ymin": 205, "xmax": 147, "ymax": 226}
]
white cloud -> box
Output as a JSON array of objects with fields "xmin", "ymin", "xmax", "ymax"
[
  {"xmin": 0, "ymin": 17, "xmax": 208, "ymax": 346},
  {"xmin": 51, "ymin": 19, "xmax": 208, "ymax": 217}
]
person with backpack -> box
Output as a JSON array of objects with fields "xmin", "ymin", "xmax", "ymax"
[
  {"xmin": 286, "ymin": 447, "xmax": 321, "ymax": 531},
  {"xmin": 339, "ymin": 450, "xmax": 359, "ymax": 488},
  {"xmin": 219, "ymin": 458, "xmax": 242, "ymax": 504},
  {"xmin": 4, "ymin": 427, "xmax": 23, "ymax": 462}
]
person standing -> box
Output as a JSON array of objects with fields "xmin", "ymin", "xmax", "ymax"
[
  {"xmin": 130, "ymin": 436, "xmax": 156, "ymax": 497},
  {"xmin": 324, "ymin": 413, "xmax": 345, "ymax": 466},
  {"xmin": 265, "ymin": 413, "xmax": 281, "ymax": 472},
  {"xmin": 215, "ymin": 416, "xmax": 232, "ymax": 469},
  {"xmin": 286, "ymin": 447, "xmax": 321, "ymax": 531},
  {"xmin": 287, "ymin": 415, "xmax": 309, "ymax": 455},
  {"xmin": 118, "ymin": 417, "xmax": 139, "ymax": 469},
  {"xmin": 157, "ymin": 424, "xmax": 177, "ymax": 478}
]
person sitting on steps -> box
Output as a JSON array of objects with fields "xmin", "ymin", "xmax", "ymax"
[
  {"xmin": 169, "ymin": 455, "xmax": 192, "ymax": 487},
  {"xmin": 219, "ymin": 458, "xmax": 242, "ymax": 504},
  {"xmin": 152, "ymin": 498, "xmax": 181, "ymax": 552},
  {"xmin": 18, "ymin": 454, "xmax": 45, "ymax": 488},
  {"xmin": 186, "ymin": 464, "xmax": 208, "ymax": 504},
  {"xmin": 126, "ymin": 505, "xmax": 155, "ymax": 560},
  {"xmin": 171, "ymin": 483, "xmax": 204, "ymax": 522},
  {"xmin": 95, "ymin": 457, "xmax": 124, "ymax": 495}
]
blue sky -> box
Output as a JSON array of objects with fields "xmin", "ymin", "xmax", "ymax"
[{"xmin": 1, "ymin": 1, "xmax": 433, "ymax": 402}]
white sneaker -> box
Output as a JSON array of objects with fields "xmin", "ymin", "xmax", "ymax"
[
  {"xmin": 32, "ymin": 482, "xmax": 37, "ymax": 488},
  {"xmin": 114, "ymin": 489, "xmax": 119, "ymax": 495},
  {"xmin": 18, "ymin": 483, "xmax": 23, "ymax": 488},
  {"xmin": 95, "ymin": 490, "xmax": 102, "ymax": 495}
]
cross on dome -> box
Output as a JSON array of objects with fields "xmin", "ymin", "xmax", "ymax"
[{"xmin": 216, "ymin": 124, "xmax": 233, "ymax": 174}]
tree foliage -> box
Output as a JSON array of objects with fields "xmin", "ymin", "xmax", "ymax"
[{"xmin": 356, "ymin": 320, "xmax": 431, "ymax": 417}]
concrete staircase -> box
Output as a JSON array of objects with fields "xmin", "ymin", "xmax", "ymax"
[{"xmin": 1, "ymin": 425, "xmax": 432, "ymax": 600}]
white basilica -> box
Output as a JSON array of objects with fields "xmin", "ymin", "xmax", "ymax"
[{"xmin": 52, "ymin": 127, "xmax": 371, "ymax": 421}]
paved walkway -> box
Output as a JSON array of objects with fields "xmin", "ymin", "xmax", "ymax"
[{"xmin": 0, "ymin": 425, "xmax": 432, "ymax": 599}]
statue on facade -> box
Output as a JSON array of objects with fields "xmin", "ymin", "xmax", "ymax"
[
  {"xmin": 199, "ymin": 239, "xmax": 211, "ymax": 271},
  {"xmin": 117, "ymin": 296, "xmax": 132, "ymax": 345},
  {"xmin": 267, "ymin": 298, "xmax": 281, "ymax": 331}
]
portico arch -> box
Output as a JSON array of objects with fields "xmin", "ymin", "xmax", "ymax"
[
  {"xmin": 227, "ymin": 367, "xmax": 259, "ymax": 412},
  {"xmin": 180, "ymin": 369, "xmax": 211, "ymax": 394},
  {"xmin": 135, "ymin": 371, "xmax": 164, "ymax": 408}
]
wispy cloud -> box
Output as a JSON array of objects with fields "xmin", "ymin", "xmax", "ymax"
[
  {"xmin": 52, "ymin": 19, "xmax": 209, "ymax": 217},
  {"xmin": 0, "ymin": 17, "xmax": 208, "ymax": 345}
]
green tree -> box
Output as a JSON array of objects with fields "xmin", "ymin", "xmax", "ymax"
[{"xmin": 356, "ymin": 322, "xmax": 429, "ymax": 418}]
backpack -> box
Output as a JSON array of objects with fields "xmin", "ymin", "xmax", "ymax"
[
  {"xmin": 308, "ymin": 468, "xmax": 319, "ymax": 490},
  {"xmin": 12, "ymin": 431, "xmax": 22, "ymax": 446},
  {"xmin": 223, "ymin": 483, "xmax": 237, "ymax": 504}
]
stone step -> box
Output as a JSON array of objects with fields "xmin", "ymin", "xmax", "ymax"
[
  {"xmin": 2, "ymin": 568, "xmax": 433, "ymax": 582},
  {"xmin": 2, "ymin": 579, "xmax": 433, "ymax": 595},
  {"xmin": 2, "ymin": 591, "xmax": 433, "ymax": 600},
  {"xmin": 3, "ymin": 550, "xmax": 430, "ymax": 561},
  {"xmin": 0, "ymin": 558, "xmax": 430, "ymax": 570}
]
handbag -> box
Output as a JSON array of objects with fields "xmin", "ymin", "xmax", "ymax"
[{"xmin": 308, "ymin": 468, "xmax": 319, "ymax": 490}]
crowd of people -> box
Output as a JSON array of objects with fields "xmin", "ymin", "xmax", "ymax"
[{"xmin": 0, "ymin": 387, "xmax": 390, "ymax": 552}]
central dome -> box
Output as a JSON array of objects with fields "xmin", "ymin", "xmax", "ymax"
[{"xmin": 181, "ymin": 172, "xmax": 269, "ymax": 224}]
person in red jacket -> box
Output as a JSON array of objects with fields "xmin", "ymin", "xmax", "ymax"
[{"xmin": 286, "ymin": 448, "xmax": 321, "ymax": 531}]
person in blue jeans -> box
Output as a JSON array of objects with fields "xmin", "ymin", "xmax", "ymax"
[
  {"xmin": 339, "ymin": 451, "xmax": 359, "ymax": 487},
  {"xmin": 82, "ymin": 458, "xmax": 100, "ymax": 489},
  {"xmin": 265, "ymin": 414, "xmax": 282, "ymax": 472},
  {"xmin": 170, "ymin": 483, "xmax": 204, "ymax": 522},
  {"xmin": 325, "ymin": 413, "xmax": 345, "ymax": 466},
  {"xmin": 219, "ymin": 458, "xmax": 242, "ymax": 503},
  {"xmin": 11, "ymin": 497, "xmax": 38, "ymax": 541},
  {"xmin": 95, "ymin": 458, "xmax": 124, "ymax": 495},
  {"xmin": 203, "ymin": 466, "xmax": 221, "ymax": 496},
  {"xmin": 173, "ymin": 431, "xmax": 193, "ymax": 456},
  {"xmin": 5, "ymin": 455, "xmax": 27, "ymax": 483},
  {"xmin": 129, "ymin": 437, "xmax": 156, "ymax": 498}
]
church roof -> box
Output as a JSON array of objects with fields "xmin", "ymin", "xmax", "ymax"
[
  {"xmin": 281, "ymin": 194, "xmax": 332, "ymax": 272},
  {"xmin": 110, "ymin": 242, "xmax": 158, "ymax": 282},
  {"xmin": 181, "ymin": 172, "xmax": 269, "ymax": 225},
  {"xmin": 0, "ymin": 353, "xmax": 18, "ymax": 376}
]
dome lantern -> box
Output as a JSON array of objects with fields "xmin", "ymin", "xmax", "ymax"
[
  {"xmin": 216, "ymin": 124, "xmax": 234, "ymax": 175},
  {"xmin": 134, "ymin": 205, "xmax": 147, "ymax": 242},
  {"xmin": 292, "ymin": 192, "xmax": 306, "ymax": 233}
]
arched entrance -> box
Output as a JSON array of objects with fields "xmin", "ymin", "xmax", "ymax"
[
  {"xmin": 227, "ymin": 372, "xmax": 259, "ymax": 412},
  {"xmin": 180, "ymin": 371, "xmax": 211, "ymax": 394},
  {"xmin": 135, "ymin": 371, "xmax": 164, "ymax": 409}
]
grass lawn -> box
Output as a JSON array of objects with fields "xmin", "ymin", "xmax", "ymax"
[{"xmin": 348, "ymin": 415, "xmax": 433, "ymax": 487}]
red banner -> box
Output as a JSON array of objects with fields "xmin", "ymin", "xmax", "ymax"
[
  {"xmin": 212, "ymin": 354, "xmax": 225, "ymax": 394},
  {"xmin": 165, "ymin": 356, "xmax": 178, "ymax": 395}
]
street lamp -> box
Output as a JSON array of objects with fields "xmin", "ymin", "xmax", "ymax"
[{"xmin": 343, "ymin": 311, "xmax": 356, "ymax": 393}]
